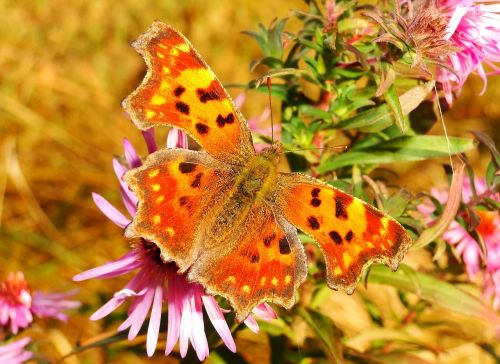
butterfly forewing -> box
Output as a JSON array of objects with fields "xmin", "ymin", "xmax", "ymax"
[
  {"xmin": 274, "ymin": 172, "xmax": 412, "ymax": 292},
  {"xmin": 122, "ymin": 21, "xmax": 255, "ymax": 164}
]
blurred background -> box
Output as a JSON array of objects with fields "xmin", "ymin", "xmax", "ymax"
[{"xmin": 0, "ymin": 0, "xmax": 498, "ymax": 363}]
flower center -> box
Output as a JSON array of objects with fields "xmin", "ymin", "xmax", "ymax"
[
  {"xmin": 0, "ymin": 272, "xmax": 32, "ymax": 307},
  {"xmin": 476, "ymin": 210, "xmax": 498, "ymax": 238}
]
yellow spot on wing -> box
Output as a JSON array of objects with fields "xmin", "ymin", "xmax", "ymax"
[
  {"xmin": 165, "ymin": 227, "xmax": 175, "ymax": 237},
  {"xmin": 155, "ymin": 195, "xmax": 165, "ymax": 204},
  {"xmin": 156, "ymin": 52, "xmax": 165, "ymax": 59},
  {"xmin": 151, "ymin": 184, "xmax": 160, "ymax": 192},
  {"xmin": 271, "ymin": 277, "xmax": 279, "ymax": 286},
  {"xmin": 179, "ymin": 68, "xmax": 214, "ymax": 88},
  {"xmin": 162, "ymin": 67, "xmax": 170, "ymax": 74},
  {"xmin": 160, "ymin": 80, "xmax": 169, "ymax": 90},
  {"xmin": 153, "ymin": 215, "xmax": 161, "ymax": 224},
  {"xmin": 333, "ymin": 266, "xmax": 342, "ymax": 276},
  {"xmin": 260, "ymin": 277, "xmax": 267, "ymax": 286},
  {"xmin": 226, "ymin": 275, "xmax": 236, "ymax": 284},
  {"xmin": 241, "ymin": 285, "xmax": 251, "ymax": 294},
  {"xmin": 146, "ymin": 110, "xmax": 156, "ymax": 119},
  {"xmin": 158, "ymin": 43, "xmax": 168, "ymax": 49},
  {"xmin": 148, "ymin": 169, "xmax": 159, "ymax": 178},
  {"xmin": 284, "ymin": 275, "xmax": 292, "ymax": 285},
  {"xmin": 343, "ymin": 252, "xmax": 353, "ymax": 268},
  {"xmin": 177, "ymin": 43, "xmax": 190, "ymax": 52},
  {"xmin": 150, "ymin": 95, "xmax": 166, "ymax": 106},
  {"xmin": 170, "ymin": 48, "xmax": 179, "ymax": 56}
]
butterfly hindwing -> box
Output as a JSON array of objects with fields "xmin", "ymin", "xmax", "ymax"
[
  {"xmin": 124, "ymin": 148, "xmax": 235, "ymax": 271},
  {"xmin": 187, "ymin": 204, "xmax": 308, "ymax": 321},
  {"xmin": 274, "ymin": 173, "xmax": 412, "ymax": 292},
  {"xmin": 122, "ymin": 21, "xmax": 255, "ymax": 163}
]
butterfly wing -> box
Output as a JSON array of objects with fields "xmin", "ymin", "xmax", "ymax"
[
  {"xmin": 187, "ymin": 203, "xmax": 308, "ymax": 321},
  {"xmin": 124, "ymin": 148, "xmax": 235, "ymax": 271},
  {"xmin": 274, "ymin": 173, "xmax": 412, "ymax": 293},
  {"xmin": 122, "ymin": 21, "xmax": 255, "ymax": 163}
]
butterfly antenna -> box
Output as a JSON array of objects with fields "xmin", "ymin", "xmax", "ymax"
[
  {"xmin": 266, "ymin": 77, "xmax": 274, "ymax": 144},
  {"xmin": 433, "ymin": 83, "xmax": 454, "ymax": 174}
]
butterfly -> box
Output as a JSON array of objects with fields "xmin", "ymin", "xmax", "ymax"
[{"xmin": 122, "ymin": 21, "xmax": 412, "ymax": 321}]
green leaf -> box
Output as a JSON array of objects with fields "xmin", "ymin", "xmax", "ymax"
[
  {"xmin": 297, "ymin": 307, "xmax": 344, "ymax": 364},
  {"xmin": 367, "ymin": 264, "xmax": 500, "ymax": 322},
  {"xmin": 318, "ymin": 136, "xmax": 475, "ymax": 172},
  {"xmin": 384, "ymin": 84, "xmax": 408, "ymax": 133},
  {"xmin": 399, "ymin": 81, "xmax": 435, "ymax": 115},
  {"xmin": 337, "ymin": 104, "xmax": 392, "ymax": 132}
]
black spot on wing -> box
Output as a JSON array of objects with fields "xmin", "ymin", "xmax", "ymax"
[
  {"xmin": 311, "ymin": 198, "xmax": 321, "ymax": 207},
  {"xmin": 307, "ymin": 216, "xmax": 320, "ymax": 230},
  {"xmin": 174, "ymin": 86, "xmax": 185, "ymax": 97},
  {"xmin": 195, "ymin": 123, "xmax": 209, "ymax": 135},
  {"xmin": 191, "ymin": 173, "xmax": 203, "ymax": 188},
  {"xmin": 329, "ymin": 231, "xmax": 343, "ymax": 245},
  {"xmin": 263, "ymin": 233, "xmax": 276, "ymax": 247},
  {"xmin": 175, "ymin": 101, "xmax": 190, "ymax": 115},
  {"xmin": 178, "ymin": 162, "xmax": 196, "ymax": 174},
  {"xmin": 279, "ymin": 237, "xmax": 291, "ymax": 255}
]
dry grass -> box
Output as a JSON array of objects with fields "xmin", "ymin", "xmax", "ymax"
[{"xmin": 0, "ymin": 1, "xmax": 498, "ymax": 363}]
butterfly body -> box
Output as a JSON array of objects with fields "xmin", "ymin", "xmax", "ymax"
[{"xmin": 122, "ymin": 22, "xmax": 412, "ymax": 320}]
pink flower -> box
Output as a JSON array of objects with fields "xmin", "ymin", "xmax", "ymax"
[
  {"xmin": 74, "ymin": 128, "xmax": 277, "ymax": 360},
  {"xmin": 436, "ymin": 0, "xmax": 500, "ymax": 104},
  {"xmin": 0, "ymin": 272, "xmax": 80, "ymax": 334},
  {"xmin": 0, "ymin": 337, "xmax": 33, "ymax": 364},
  {"xmin": 418, "ymin": 177, "xmax": 500, "ymax": 308}
]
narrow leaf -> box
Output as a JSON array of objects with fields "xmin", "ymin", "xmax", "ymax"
[
  {"xmin": 297, "ymin": 307, "xmax": 344, "ymax": 364},
  {"xmin": 385, "ymin": 84, "xmax": 408, "ymax": 133},
  {"xmin": 412, "ymin": 159, "xmax": 465, "ymax": 249}
]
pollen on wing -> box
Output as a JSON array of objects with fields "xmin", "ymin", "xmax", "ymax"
[
  {"xmin": 241, "ymin": 285, "xmax": 251, "ymax": 294},
  {"xmin": 271, "ymin": 277, "xmax": 279, "ymax": 286},
  {"xmin": 151, "ymin": 183, "xmax": 161, "ymax": 192}
]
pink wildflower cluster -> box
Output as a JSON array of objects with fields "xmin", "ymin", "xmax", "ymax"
[
  {"xmin": 0, "ymin": 271, "xmax": 80, "ymax": 334},
  {"xmin": 74, "ymin": 128, "xmax": 277, "ymax": 361},
  {"xmin": 436, "ymin": 0, "xmax": 500, "ymax": 104},
  {"xmin": 418, "ymin": 177, "xmax": 500, "ymax": 308}
]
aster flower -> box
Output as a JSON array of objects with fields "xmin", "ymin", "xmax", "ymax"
[
  {"xmin": 0, "ymin": 337, "xmax": 33, "ymax": 364},
  {"xmin": 436, "ymin": 0, "xmax": 500, "ymax": 104},
  {"xmin": 418, "ymin": 177, "xmax": 500, "ymax": 308},
  {"xmin": 0, "ymin": 272, "xmax": 80, "ymax": 334},
  {"xmin": 74, "ymin": 128, "xmax": 277, "ymax": 360}
]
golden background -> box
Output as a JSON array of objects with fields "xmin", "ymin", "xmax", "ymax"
[{"xmin": 0, "ymin": 1, "xmax": 498, "ymax": 363}]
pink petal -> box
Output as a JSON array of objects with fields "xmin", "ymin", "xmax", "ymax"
[
  {"xmin": 73, "ymin": 251, "xmax": 140, "ymax": 281},
  {"xmin": 201, "ymin": 296, "xmax": 236, "ymax": 352},
  {"xmin": 92, "ymin": 193, "xmax": 131, "ymax": 228},
  {"xmin": 142, "ymin": 128, "xmax": 157, "ymax": 154},
  {"xmin": 243, "ymin": 314, "xmax": 260, "ymax": 334},
  {"xmin": 123, "ymin": 138, "xmax": 142, "ymax": 168},
  {"xmin": 146, "ymin": 284, "xmax": 164, "ymax": 357},
  {"xmin": 166, "ymin": 128, "xmax": 188, "ymax": 149},
  {"xmin": 165, "ymin": 270, "xmax": 182, "ymax": 355}
]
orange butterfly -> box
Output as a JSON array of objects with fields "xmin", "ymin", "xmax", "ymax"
[{"xmin": 122, "ymin": 21, "xmax": 412, "ymax": 321}]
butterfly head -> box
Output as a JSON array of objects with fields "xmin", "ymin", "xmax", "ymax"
[{"xmin": 258, "ymin": 141, "xmax": 282, "ymax": 164}]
